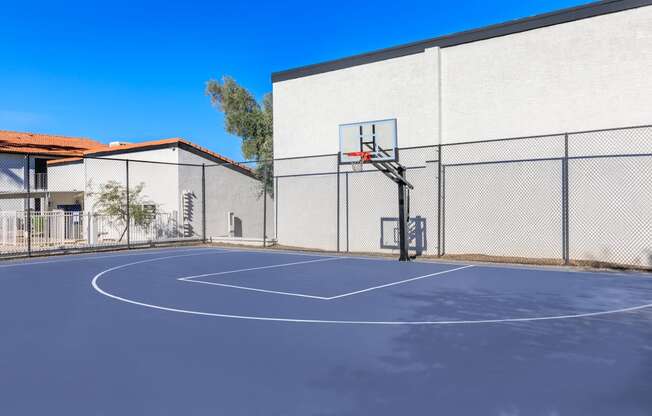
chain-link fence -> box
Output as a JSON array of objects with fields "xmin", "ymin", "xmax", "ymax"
[
  {"xmin": 0, "ymin": 152, "xmax": 273, "ymax": 257},
  {"xmin": 204, "ymin": 160, "xmax": 273, "ymax": 245},
  {"xmin": 273, "ymin": 124, "xmax": 652, "ymax": 270},
  {"xmin": 440, "ymin": 134, "xmax": 566, "ymax": 262},
  {"xmin": 438, "ymin": 125, "xmax": 652, "ymax": 269},
  {"xmin": 1, "ymin": 124, "xmax": 650, "ymax": 270}
]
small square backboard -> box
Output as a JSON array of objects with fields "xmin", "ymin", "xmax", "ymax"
[{"xmin": 339, "ymin": 119, "xmax": 397, "ymax": 164}]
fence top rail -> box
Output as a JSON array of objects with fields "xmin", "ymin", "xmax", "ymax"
[
  {"xmin": 440, "ymin": 124, "xmax": 652, "ymax": 149},
  {"xmin": 234, "ymin": 123, "xmax": 652, "ymax": 162},
  {"xmin": 0, "ymin": 151, "xmax": 208, "ymax": 167},
  {"xmin": 1, "ymin": 123, "xmax": 650, "ymax": 167}
]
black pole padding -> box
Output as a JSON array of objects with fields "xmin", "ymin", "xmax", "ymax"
[{"xmin": 397, "ymin": 166, "xmax": 410, "ymax": 262}]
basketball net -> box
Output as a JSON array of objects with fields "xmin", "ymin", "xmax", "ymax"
[{"xmin": 346, "ymin": 151, "xmax": 372, "ymax": 172}]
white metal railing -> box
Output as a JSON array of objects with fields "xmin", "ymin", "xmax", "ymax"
[
  {"xmin": 0, "ymin": 212, "xmax": 18, "ymax": 246},
  {"xmin": 93, "ymin": 212, "xmax": 183, "ymax": 244},
  {"xmin": 33, "ymin": 173, "xmax": 48, "ymax": 190},
  {"xmin": 0, "ymin": 210, "xmax": 195, "ymax": 252}
]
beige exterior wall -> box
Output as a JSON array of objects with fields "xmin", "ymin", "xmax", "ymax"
[
  {"xmin": 47, "ymin": 162, "xmax": 85, "ymax": 194},
  {"xmin": 177, "ymin": 149, "xmax": 273, "ymax": 241},
  {"xmin": 272, "ymin": 4, "xmax": 652, "ymax": 263},
  {"xmin": 81, "ymin": 148, "xmax": 180, "ymax": 216},
  {"xmin": 275, "ymin": 6, "xmax": 652, "ymax": 151},
  {"xmin": 273, "ymin": 48, "xmax": 440, "ymax": 160},
  {"xmin": 440, "ymin": 5, "xmax": 652, "ymax": 143}
]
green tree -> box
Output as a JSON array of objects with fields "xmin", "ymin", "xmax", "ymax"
[
  {"xmin": 89, "ymin": 180, "xmax": 158, "ymax": 242},
  {"xmin": 205, "ymin": 76, "xmax": 273, "ymax": 194}
]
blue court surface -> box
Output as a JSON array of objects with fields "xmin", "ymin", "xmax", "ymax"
[{"xmin": 1, "ymin": 246, "xmax": 652, "ymax": 415}]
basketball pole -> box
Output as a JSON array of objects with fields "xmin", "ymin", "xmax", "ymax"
[
  {"xmin": 346, "ymin": 152, "xmax": 413, "ymax": 262},
  {"xmin": 397, "ymin": 166, "xmax": 410, "ymax": 262},
  {"xmin": 342, "ymin": 119, "xmax": 412, "ymax": 261}
]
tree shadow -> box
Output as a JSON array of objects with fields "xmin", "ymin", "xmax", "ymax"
[{"xmin": 311, "ymin": 288, "xmax": 652, "ymax": 415}]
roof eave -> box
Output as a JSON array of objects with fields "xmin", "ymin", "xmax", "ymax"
[{"xmin": 271, "ymin": 0, "xmax": 652, "ymax": 83}]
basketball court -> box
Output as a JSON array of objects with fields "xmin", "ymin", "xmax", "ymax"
[
  {"xmin": 1, "ymin": 0, "xmax": 650, "ymax": 414},
  {"xmin": 1, "ymin": 246, "xmax": 651, "ymax": 414}
]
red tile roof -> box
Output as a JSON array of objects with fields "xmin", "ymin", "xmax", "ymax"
[
  {"xmin": 0, "ymin": 130, "xmax": 254, "ymax": 174},
  {"xmin": 91, "ymin": 138, "xmax": 255, "ymax": 174},
  {"xmin": 0, "ymin": 130, "xmax": 107, "ymax": 156},
  {"xmin": 14, "ymin": 135, "xmax": 256, "ymax": 175}
]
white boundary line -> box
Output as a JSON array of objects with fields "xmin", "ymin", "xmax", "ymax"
[
  {"xmin": 4, "ymin": 243, "xmax": 649, "ymax": 280},
  {"xmin": 326, "ymin": 265, "xmax": 474, "ymax": 300},
  {"xmin": 178, "ymin": 257, "xmax": 341, "ymax": 281},
  {"xmin": 0, "ymin": 247, "xmax": 223, "ymax": 269},
  {"xmin": 0, "ymin": 247, "xmax": 341, "ymax": 271},
  {"xmin": 183, "ymin": 279, "xmax": 330, "ymax": 300},
  {"xmin": 212, "ymin": 247, "xmax": 652, "ymax": 279},
  {"xmin": 91, "ymin": 253, "xmax": 652, "ymax": 325},
  {"xmin": 180, "ymin": 263, "xmax": 471, "ymax": 301}
]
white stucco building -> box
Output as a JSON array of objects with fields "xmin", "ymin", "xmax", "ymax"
[
  {"xmin": 0, "ymin": 131, "xmax": 272, "ymax": 252},
  {"xmin": 271, "ymin": 0, "xmax": 652, "ymax": 265},
  {"xmin": 47, "ymin": 138, "xmax": 272, "ymax": 243}
]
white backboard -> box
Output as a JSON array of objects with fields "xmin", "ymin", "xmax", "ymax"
[{"xmin": 339, "ymin": 119, "xmax": 397, "ymax": 164}]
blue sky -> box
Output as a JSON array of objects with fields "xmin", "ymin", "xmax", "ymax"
[{"xmin": 0, "ymin": 0, "xmax": 589, "ymax": 161}]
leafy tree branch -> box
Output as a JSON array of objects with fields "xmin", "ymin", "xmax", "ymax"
[
  {"xmin": 88, "ymin": 180, "xmax": 158, "ymax": 241},
  {"xmin": 206, "ymin": 76, "xmax": 273, "ymax": 195}
]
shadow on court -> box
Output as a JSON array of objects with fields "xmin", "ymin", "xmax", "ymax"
[
  {"xmin": 312, "ymin": 290, "xmax": 652, "ymax": 416},
  {"xmin": 1, "ymin": 248, "xmax": 652, "ymax": 415}
]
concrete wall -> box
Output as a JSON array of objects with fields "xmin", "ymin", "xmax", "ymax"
[
  {"xmin": 271, "ymin": 5, "xmax": 652, "ymax": 263},
  {"xmin": 0, "ymin": 144, "xmax": 273, "ymax": 248},
  {"xmin": 273, "ymin": 48, "xmax": 440, "ymax": 160},
  {"xmin": 82, "ymin": 148, "xmax": 180, "ymax": 216},
  {"xmin": 440, "ymin": 5, "xmax": 652, "ymax": 143},
  {"xmin": 109, "ymin": 147, "xmax": 179, "ymax": 214},
  {"xmin": 178, "ymin": 149, "xmax": 274, "ymax": 241},
  {"xmin": 48, "ymin": 192, "xmax": 84, "ymax": 209},
  {"xmin": 568, "ymin": 154, "xmax": 652, "ymax": 267},
  {"xmin": 83, "ymin": 157, "xmax": 131, "ymax": 213},
  {"xmin": 0, "ymin": 154, "xmax": 28, "ymax": 193},
  {"xmin": 341, "ymin": 147, "xmax": 439, "ymax": 256},
  {"xmin": 276, "ymin": 169, "xmax": 338, "ymax": 251},
  {"xmin": 274, "ymin": 5, "xmax": 652, "ymax": 152},
  {"xmin": 47, "ymin": 162, "xmax": 85, "ymax": 194},
  {"xmin": 442, "ymin": 160, "xmax": 564, "ymax": 260},
  {"xmin": 0, "ymin": 154, "xmax": 35, "ymax": 212},
  {"xmin": 274, "ymin": 147, "xmax": 439, "ymax": 254},
  {"xmin": 0, "ymin": 145, "xmax": 272, "ymax": 243},
  {"xmin": 40, "ymin": 160, "xmax": 84, "ymax": 211},
  {"xmin": 0, "ymin": 198, "xmax": 24, "ymax": 213},
  {"xmin": 272, "ymin": 47, "xmax": 441, "ymax": 251}
]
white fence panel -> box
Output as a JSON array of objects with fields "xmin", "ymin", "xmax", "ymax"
[{"xmin": 0, "ymin": 210, "xmax": 192, "ymax": 254}]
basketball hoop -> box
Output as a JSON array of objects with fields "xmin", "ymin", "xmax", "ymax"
[
  {"xmin": 338, "ymin": 119, "xmax": 412, "ymax": 262},
  {"xmin": 345, "ymin": 151, "xmax": 372, "ymax": 172}
]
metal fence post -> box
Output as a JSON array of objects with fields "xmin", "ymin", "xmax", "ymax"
[
  {"xmin": 202, "ymin": 164, "xmax": 206, "ymax": 243},
  {"xmin": 125, "ymin": 160, "xmax": 130, "ymax": 249},
  {"xmin": 441, "ymin": 165, "xmax": 446, "ymax": 256},
  {"xmin": 437, "ymin": 144, "xmax": 442, "ymax": 257},
  {"xmin": 336, "ymin": 163, "xmax": 340, "ymax": 252},
  {"xmin": 26, "ymin": 154, "xmax": 32, "ymax": 257},
  {"xmin": 275, "ymin": 176, "xmax": 279, "ymax": 241},
  {"xmin": 345, "ymin": 172, "xmax": 349, "ymax": 253},
  {"xmin": 562, "ymin": 133, "xmax": 570, "ymax": 264},
  {"xmin": 263, "ymin": 164, "xmax": 268, "ymax": 247},
  {"xmin": 397, "ymin": 166, "xmax": 410, "ymax": 261}
]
